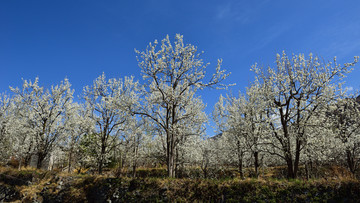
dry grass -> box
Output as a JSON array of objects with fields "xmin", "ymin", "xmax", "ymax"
[{"xmin": 1, "ymin": 165, "xmax": 360, "ymax": 202}]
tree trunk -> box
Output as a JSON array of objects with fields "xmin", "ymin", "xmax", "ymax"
[
  {"xmin": 98, "ymin": 145, "xmax": 105, "ymax": 175},
  {"xmin": 293, "ymin": 140, "xmax": 301, "ymax": 179},
  {"xmin": 346, "ymin": 149, "xmax": 355, "ymax": 174},
  {"xmin": 168, "ymin": 153, "xmax": 175, "ymax": 178},
  {"xmin": 132, "ymin": 164, "xmax": 137, "ymax": 178},
  {"xmin": 77, "ymin": 165, "xmax": 82, "ymax": 174},
  {"xmin": 18, "ymin": 158, "xmax": 22, "ymax": 171},
  {"xmin": 98, "ymin": 158, "xmax": 103, "ymax": 175},
  {"xmin": 286, "ymin": 159, "xmax": 296, "ymax": 179},
  {"xmin": 98, "ymin": 138, "xmax": 107, "ymax": 174},
  {"xmin": 285, "ymin": 153, "xmax": 295, "ymax": 179},
  {"xmin": 238, "ymin": 158, "xmax": 243, "ymax": 179},
  {"xmin": 237, "ymin": 141, "xmax": 244, "ymax": 178},
  {"xmin": 36, "ymin": 152, "xmax": 46, "ymax": 169},
  {"xmin": 202, "ymin": 163, "xmax": 208, "ymax": 179},
  {"xmin": 24, "ymin": 154, "xmax": 31, "ymax": 167},
  {"xmin": 175, "ymin": 148, "xmax": 179, "ymax": 178},
  {"xmin": 23, "ymin": 141, "xmax": 33, "ymax": 167},
  {"xmin": 132, "ymin": 145, "xmax": 138, "ymax": 178},
  {"xmin": 68, "ymin": 150, "xmax": 73, "ymax": 173},
  {"xmin": 167, "ymin": 147, "xmax": 176, "ymax": 178},
  {"xmin": 254, "ymin": 151, "xmax": 259, "ymax": 178},
  {"xmin": 305, "ymin": 161, "xmax": 310, "ymax": 180},
  {"xmin": 167, "ymin": 132, "xmax": 176, "ymax": 178}
]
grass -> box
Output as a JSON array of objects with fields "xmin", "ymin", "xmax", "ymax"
[{"xmin": 1, "ymin": 165, "xmax": 360, "ymax": 202}]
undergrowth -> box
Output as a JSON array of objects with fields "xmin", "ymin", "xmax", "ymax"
[{"xmin": 1, "ymin": 165, "xmax": 360, "ymax": 202}]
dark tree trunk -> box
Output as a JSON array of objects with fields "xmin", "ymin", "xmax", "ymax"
[
  {"xmin": 346, "ymin": 149, "xmax": 355, "ymax": 175},
  {"xmin": 254, "ymin": 151, "xmax": 259, "ymax": 178},
  {"xmin": 293, "ymin": 140, "xmax": 301, "ymax": 179},
  {"xmin": 98, "ymin": 158, "xmax": 103, "ymax": 175},
  {"xmin": 168, "ymin": 151, "xmax": 175, "ymax": 178},
  {"xmin": 98, "ymin": 144, "xmax": 105, "ymax": 174},
  {"xmin": 24, "ymin": 154, "xmax": 32, "ymax": 167},
  {"xmin": 18, "ymin": 158, "xmax": 22, "ymax": 170},
  {"xmin": 77, "ymin": 165, "xmax": 82, "ymax": 174},
  {"xmin": 238, "ymin": 159, "xmax": 243, "ymax": 179},
  {"xmin": 98, "ymin": 136, "xmax": 107, "ymax": 174},
  {"xmin": 132, "ymin": 164, "xmax": 137, "ymax": 177},
  {"xmin": 167, "ymin": 132, "xmax": 176, "ymax": 178},
  {"xmin": 132, "ymin": 148, "xmax": 138, "ymax": 178},
  {"xmin": 36, "ymin": 152, "xmax": 46, "ymax": 169},
  {"xmin": 175, "ymin": 148, "xmax": 179, "ymax": 178},
  {"xmin": 202, "ymin": 164, "xmax": 208, "ymax": 178},
  {"xmin": 285, "ymin": 153, "xmax": 295, "ymax": 179},
  {"xmin": 237, "ymin": 141, "xmax": 244, "ymax": 178},
  {"xmin": 68, "ymin": 151, "xmax": 73, "ymax": 173},
  {"xmin": 23, "ymin": 141, "xmax": 34, "ymax": 167}
]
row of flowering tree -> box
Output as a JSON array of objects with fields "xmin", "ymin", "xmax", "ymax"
[
  {"xmin": 0, "ymin": 34, "xmax": 359, "ymax": 179},
  {"xmin": 0, "ymin": 34, "xmax": 230, "ymax": 177},
  {"xmin": 214, "ymin": 53, "xmax": 359, "ymax": 178}
]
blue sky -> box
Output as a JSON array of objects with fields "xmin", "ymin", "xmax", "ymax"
[{"xmin": 1, "ymin": 0, "xmax": 360, "ymax": 136}]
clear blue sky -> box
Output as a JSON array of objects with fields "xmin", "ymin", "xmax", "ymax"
[{"xmin": 1, "ymin": 0, "xmax": 360, "ymax": 136}]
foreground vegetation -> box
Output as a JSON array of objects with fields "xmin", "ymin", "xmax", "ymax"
[{"xmin": 1, "ymin": 165, "xmax": 360, "ymax": 202}]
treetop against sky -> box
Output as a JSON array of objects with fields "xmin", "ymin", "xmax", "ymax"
[{"xmin": 1, "ymin": 0, "xmax": 360, "ymax": 136}]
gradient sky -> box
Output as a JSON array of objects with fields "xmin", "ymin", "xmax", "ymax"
[{"xmin": 1, "ymin": 0, "xmax": 360, "ymax": 136}]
